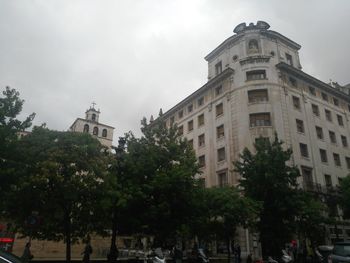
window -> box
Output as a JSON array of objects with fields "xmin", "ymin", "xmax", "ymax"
[
  {"xmin": 346, "ymin": 157, "xmax": 350, "ymax": 169},
  {"xmin": 215, "ymin": 85, "xmax": 223, "ymax": 96},
  {"xmin": 312, "ymin": 104, "xmax": 320, "ymax": 116},
  {"xmin": 188, "ymin": 120, "xmax": 193, "ymax": 132},
  {"xmin": 333, "ymin": 97, "xmax": 339, "ymax": 106},
  {"xmin": 93, "ymin": 126, "xmax": 99, "ymax": 135},
  {"xmin": 324, "ymin": 174, "xmax": 332, "ymax": 188},
  {"xmin": 286, "ymin": 53, "xmax": 293, "ymax": 66},
  {"xmin": 198, "ymin": 178, "xmax": 205, "ymax": 188},
  {"xmin": 178, "ymin": 110, "xmax": 183, "ymax": 119},
  {"xmin": 249, "ymin": 113, "xmax": 271, "ymax": 127},
  {"xmin": 316, "ymin": 126, "xmax": 324, "ymax": 140},
  {"xmin": 248, "ymin": 89, "xmax": 268, "ymax": 103},
  {"xmin": 289, "ymin": 77, "xmax": 297, "ymax": 87},
  {"xmin": 300, "ymin": 143, "xmax": 309, "ymax": 158},
  {"xmin": 92, "ymin": 113, "xmax": 96, "ymax": 121},
  {"xmin": 198, "ymin": 155, "xmax": 205, "ymax": 168},
  {"xmin": 296, "ymin": 119, "xmax": 305, "ymax": 133},
  {"xmin": 248, "ymin": 39, "xmax": 259, "ymax": 53},
  {"xmin": 325, "ymin": 109, "xmax": 332, "ymax": 122},
  {"xmin": 255, "ymin": 137, "xmax": 269, "ymax": 145},
  {"xmin": 329, "ymin": 131, "xmax": 337, "ymax": 144},
  {"xmin": 246, "ymin": 70, "xmax": 266, "ymax": 81},
  {"xmin": 188, "ymin": 104, "xmax": 193, "ymax": 113},
  {"xmin": 309, "ymin": 86, "xmax": 316, "ymax": 96},
  {"xmin": 301, "ymin": 166, "xmax": 313, "ymax": 189},
  {"xmin": 217, "ymin": 125, "xmax": 224, "ymax": 139},
  {"xmin": 320, "ymin": 149, "xmax": 328, "ymax": 163},
  {"xmin": 337, "ymin": 114, "xmax": 344, "ymax": 126},
  {"xmin": 217, "ymin": 147, "xmax": 226, "ymax": 162},
  {"xmin": 178, "ymin": 125, "xmax": 183, "ymax": 136},
  {"xmin": 198, "ymin": 134, "xmax": 205, "ymax": 147},
  {"xmin": 170, "ymin": 116, "xmax": 175, "ymax": 126},
  {"xmin": 215, "ymin": 61, "xmax": 222, "ymax": 75},
  {"xmin": 322, "ymin": 93, "xmax": 328, "ymax": 102},
  {"xmin": 198, "ymin": 114, "xmax": 205, "ymax": 126},
  {"xmin": 341, "ymin": 135, "xmax": 348, "ymax": 147},
  {"xmin": 188, "ymin": 139, "xmax": 193, "ymax": 148},
  {"xmin": 218, "ymin": 170, "xmax": 228, "ymax": 187},
  {"xmin": 216, "ymin": 103, "xmax": 223, "ymax": 117},
  {"xmin": 83, "ymin": 124, "xmax": 89, "ymax": 133},
  {"xmin": 333, "ymin": 153, "xmax": 341, "ymax": 167},
  {"xmin": 102, "ymin": 129, "xmax": 107, "ymax": 137},
  {"xmin": 293, "ymin": 96, "xmax": 301, "ymax": 109},
  {"xmin": 198, "ymin": 97, "xmax": 204, "ymax": 106}
]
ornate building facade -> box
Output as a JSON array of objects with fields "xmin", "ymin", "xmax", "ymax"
[
  {"xmin": 158, "ymin": 21, "xmax": 350, "ymax": 252},
  {"xmin": 69, "ymin": 106, "xmax": 114, "ymax": 148}
]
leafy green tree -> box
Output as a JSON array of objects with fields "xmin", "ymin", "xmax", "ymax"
[
  {"xmin": 234, "ymin": 135, "xmax": 300, "ymax": 258},
  {"xmin": 110, "ymin": 116, "xmax": 199, "ymax": 246},
  {"xmin": 99, "ymin": 115, "xmax": 200, "ymax": 260},
  {"xmin": 4, "ymin": 127, "xmax": 109, "ymax": 263},
  {"xmin": 339, "ymin": 175, "xmax": 350, "ymax": 219},
  {"xmin": 0, "ymin": 87, "xmax": 35, "ymax": 209},
  {"xmin": 203, "ymin": 186, "xmax": 260, "ymax": 262},
  {"xmin": 138, "ymin": 117, "xmax": 200, "ymax": 245},
  {"xmin": 99, "ymin": 136, "xmax": 148, "ymax": 263},
  {"xmin": 295, "ymin": 191, "xmax": 327, "ymax": 244}
]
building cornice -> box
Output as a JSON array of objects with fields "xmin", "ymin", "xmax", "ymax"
[
  {"xmin": 161, "ymin": 68, "xmax": 235, "ymax": 120},
  {"xmin": 204, "ymin": 35, "xmax": 243, "ymax": 62},
  {"xmin": 276, "ymin": 62, "xmax": 350, "ymax": 102},
  {"xmin": 261, "ymin": 30, "xmax": 301, "ymax": 50}
]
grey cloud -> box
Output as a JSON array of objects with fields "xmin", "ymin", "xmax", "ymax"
[{"xmin": 0, "ymin": 0, "xmax": 349, "ymax": 142}]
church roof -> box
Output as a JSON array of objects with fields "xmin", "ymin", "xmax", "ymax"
[{"xmin": 69, "ymin": 118, "xmax": 115, "ymax": 130}]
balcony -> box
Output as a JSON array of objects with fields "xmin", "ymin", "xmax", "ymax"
[{"xmin": 303, "ymin": 181, "xmax": 339, "ymax": 196}]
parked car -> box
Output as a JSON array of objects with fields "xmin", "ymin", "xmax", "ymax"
[
  {"xmin": 0, "ymin": 250, "xmax": 23, "ymax": 263},
  {"xmin": 315, "ymin": 245, "xmax": 333, "ymax": 263},
  {"xmin": 329, "ymin": 242, "xmax": 350, "ymax": 263}
]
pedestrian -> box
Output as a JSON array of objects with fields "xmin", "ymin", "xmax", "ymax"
[
  {"xmin": 173, "ymin": 246, "xmax": 183, "ymax": 263},
  {"xmin": 236, "ymin": 245, "xmax": 241, "ymax": 263},
  {"xmin": 82, "ymin": 240, "xmax": 93, "ymax": 263},
  {"xmin": 246, "ymin": 253, "xmax": 252, "ymax": 263},
  {"xmin": 21, "ymin": 242, "xmax": 33, "ymax": 263}
]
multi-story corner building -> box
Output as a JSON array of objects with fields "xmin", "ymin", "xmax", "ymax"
[
  {"xmin": 158, "ymin": 21, "xmax": 350, "ymax": 249},
  {"xmin": 69, "ymin": 105, "xmax": 114, "ymax": 148}
]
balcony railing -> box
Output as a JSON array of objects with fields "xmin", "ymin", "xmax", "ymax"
[{"xmin": 302, "ymin": 181, "xmax": 339, "ymax": 195}]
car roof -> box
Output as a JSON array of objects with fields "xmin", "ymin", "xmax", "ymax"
[
  {"xmin": 334, "ymin": 242, "xmax": 350, "ymax": 245},
  {"xmin": 0, "ymin": 251, "xmax": 23, "ymax": 263}
]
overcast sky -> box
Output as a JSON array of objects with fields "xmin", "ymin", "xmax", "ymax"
[{"xmin": 1, "ymin": 0, "xmax": 350, "ymax": 143}]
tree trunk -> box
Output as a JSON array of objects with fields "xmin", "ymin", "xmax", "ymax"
[
  {"xmin": 109, "ymin": 207, "xmax": 118, "ymax": 263},
  {"xmin": 227, "ymin": 236, "xmax": 231, "ymax": 263},
  {"xmin": 64, "ymin": 208, "xmax": 72, "ymax": 263}
]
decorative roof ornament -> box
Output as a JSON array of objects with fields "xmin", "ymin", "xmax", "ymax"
[
  {"xmin": 233, "ymin": 21, "xmax": 270, "ymax": 34},
  {"xmin": 233, "ymin": 22, "xmax": 246, "ymax": 34},
  {"xmin": 256, "ymin": 21, "xmax": 270, "ymax": 30}
]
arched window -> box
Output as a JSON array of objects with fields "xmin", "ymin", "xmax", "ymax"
[
  {"xmin": 92, "ymin": 114, "xmax": 96, "ymax": 121},
  {"xmin": 83, "ymin": 124, "xmax": 89, "ymax": 133},
  {"xmin": 93, "ymin": 126, "xmax": 99, "ymax": 135},
  {"xmin": 102, "ymin": 129, "xmax": 107, "ymax": 138},
  {"xmin": 248, "ymin": 39, "xmax": 259, "ymax": 54}
]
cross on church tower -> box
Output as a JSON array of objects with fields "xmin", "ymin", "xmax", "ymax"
[{"xmin": 91, "ymin": 101, "xmax": 96, "ymax": 109}]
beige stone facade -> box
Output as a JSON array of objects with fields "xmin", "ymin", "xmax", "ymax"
[{"xmin": 158, "ymin": 21, "xmax": 350, "ymax": 249}]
